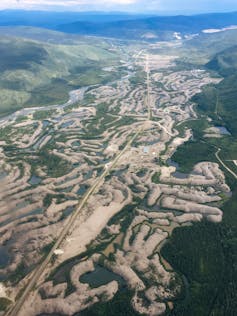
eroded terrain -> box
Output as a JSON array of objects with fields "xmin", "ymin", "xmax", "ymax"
[{"xmin": 0, "ymin": 43, "xmax": 229, "ymax": 316}]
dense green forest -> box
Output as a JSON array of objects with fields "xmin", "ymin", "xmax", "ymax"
[
  {"xmin": 78, "ymin": 290, "xmax": 140, "ymax": 316},
  {"xmin": 166, "ymin": 46, "xmax": 237, "ymax": 316},
  {"xmin": 162, "ymin": 188, "xmax": 237, "ymax": 316},
  {"xmin": 193, "ymin": 45, "xmax": 237, "ymax": 137},
  {"xmin": 0, "ymin": 36, "xmax": 119, "ymax": 115}
]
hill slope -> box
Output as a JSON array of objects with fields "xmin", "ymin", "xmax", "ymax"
[
  {"xmin": 192, "ymin": 45, "xmax": 237, "ymax": 137},
  {"xmin": 0, "ymin": 35, "xmax": 120, "ymax": 115},
  {"xmin": 206, "ymin": 45, "xmax": 237, "ymax": 76},
  {"xmin": 56, "ymin": 12, "xmax": 237, "ymax": 40}
]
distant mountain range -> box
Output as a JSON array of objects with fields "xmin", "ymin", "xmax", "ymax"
[
  {"xmin": 0, "ymin": 10, "xmax": 153, "ymax": 28},
  {"xmin": 56, "ymin": 12, "xmax": 237, "ymax": 40},
  {"xmin": 1, "ymin": 10, "xmax": 237, "ymax": 40}
]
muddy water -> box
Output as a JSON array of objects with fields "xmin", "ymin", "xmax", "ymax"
[
  {"xmin": 0, "ymin": 68, "xmax": 134, "ymax": 128},
  {"xmin": 0, "ymin": 87, "xmax": 88, "ymax": 127}
]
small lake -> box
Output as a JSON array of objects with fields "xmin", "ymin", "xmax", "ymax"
[
  {"xmin": 171, "ymin": 171, "xmax": 189, "ymax": 179},
  {"xmin": 167, "ymin": 159, "xmax": 189, "ymax": 178},
  {"xmin": 0, "ymin": 171, "xmax": 7, "ymax": 180},
  {"xmin": 42, "ymin": 120, "xmax": 51, "ymax": 128},
  {"xmin": 215, "ymin": 126, "xmax": 231, "ymax": 135},
  {"xmin": 60, "ymin": 120, "xmax": 74, "ymax": 129},
  {"xmin": 167, "ymin": 158, "xmax": 179, "ymax": 169},
  {"xmin": 72, "ymin": 141, "xmax": 81, "ymax": 147},
  {"xmin": 77, "ymin": 184, "xmax": 89, "ymax": 196},
  {"xmin": 0, "ymin": 246, "xmax": 10, "ymax": 271},
  {"xmin": 29, "ymin": 175, "xmax": 42, "ymax": 185},
  {"xmin": 63, "ymin": 206, "xmax": 75, "ymax": 218},
  {"xmin": 80, "ymin": 265, "xmax": 125, "ymax": 288}
]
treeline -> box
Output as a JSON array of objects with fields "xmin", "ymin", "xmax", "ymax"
[
  {"xmin": 161, "ymin": 183, "xmax": 237, "ymax": 316},
  {"xmin": 163, "ymin": 45, "xmax": 237, "ymax": 316}
]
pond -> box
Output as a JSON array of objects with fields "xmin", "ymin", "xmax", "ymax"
[
  {"xmin": 0, "ymin": 246, "xmax": 10, "ymax": 271},
  {"xmin": 167, "ymin": 159, "xmax": 188, "ymax": 178},
  {"xmin": 171, "ymin": 171, "xmax": 189, "ymax": 179},
  {"xmin": 72, "ymin": 141, "xmax": 81, "ymax": 147},
  {"xmin": 29, "ymin": 175, "xmax": 42, "ymax": 185},
  {"xmin": 80, "ymin": 265, "xmax": 125, "ymax": 288},
  {"xmin": 0, "ymin": 171, "xmax": 7, "ymax": 180},
  {"xmin": 43, "ymin": 120, "xmax": 51, "ymax": 128},
  {"xmin": 215, "ymin": 126, "xmax": 231, "ymax": 135},
  {"xmin": 60, "ymin": 120, "xmax": 74, "ymax": 129},
  {"xmin": 77, "ymin": 184, "xmax": 89, "ymax": 196},
  {"xmin": 167, "ymin": 158, "xmax": 179, "ymax": 169}
]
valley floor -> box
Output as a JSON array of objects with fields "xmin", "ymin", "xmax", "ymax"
[{"xmin": 0, "ymin": 40, "xmax": 235, "ymax": 316}]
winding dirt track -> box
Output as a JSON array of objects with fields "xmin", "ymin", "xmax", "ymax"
[
  {"xmin": 146, "ymin": 54, "xmax": 152, "ymax": 120},
  {"xmin": 215, "ymin": 148, "xmax": 237, "ymax": 179}
]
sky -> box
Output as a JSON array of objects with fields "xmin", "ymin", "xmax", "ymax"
[{"xmin": 1, "ymin": 0, "xmax": 237, "ymax": 14}]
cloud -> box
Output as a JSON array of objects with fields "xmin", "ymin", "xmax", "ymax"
[
  {"xmin": 0, "ymin": 0, "xmax": 237, "ymax": 13},
  {"xmin": 0, "ymin": 0, "xmax": 139, "ymax": 9}
]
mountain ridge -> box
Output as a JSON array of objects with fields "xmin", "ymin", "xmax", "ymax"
[{"xmin": 1, "ymin": 10, "xmax": 237, "ymax": 40}]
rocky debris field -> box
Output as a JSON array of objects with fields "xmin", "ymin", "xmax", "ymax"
[{"xmin": 0, "ymin": 42, "xmax": 229, "ymax": 316}]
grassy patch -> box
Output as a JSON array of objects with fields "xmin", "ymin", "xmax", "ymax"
[
  {"xmin": 0, "ymin": 37, "xmax": 47, "ymax": 72},
  {"xmin": 31, "ymin": 149, "xmax": 72, "ymax": 178},
  {"xmin": 33, "ymin": 109, "xmax": 55, "ymax": 120},
  {"xmin": 0, "ymin": 298, "xmax": 12, "ymax": 311}
]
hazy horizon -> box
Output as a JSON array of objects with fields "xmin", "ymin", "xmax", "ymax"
[
  {"xmin": 1, "ymin": 8, "xmax": 237, "ymax": 16},
  {"xmin": 0, "ymin": 0, "xmax": 237, "ymax": 15}
]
